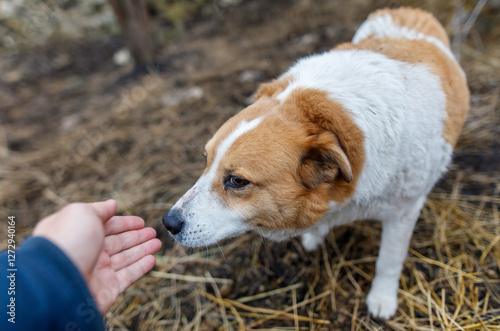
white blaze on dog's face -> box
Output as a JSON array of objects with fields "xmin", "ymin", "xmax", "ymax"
[{"xmin": 162, "ymin": 87, "xmax": 364, "ymax": 247}]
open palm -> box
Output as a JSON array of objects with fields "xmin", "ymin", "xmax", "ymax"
[
  {"xmin": 34, "ymin": 200, "xmax": 162, "ymax": 314},
  {"xmin": 87, "ymin": 215, "xmax": 161, "ymax": 313}
]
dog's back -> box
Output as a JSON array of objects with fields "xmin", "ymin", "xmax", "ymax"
[{"xmin": 350, "ymin": 7, "xmax": 469, "ymax": 147}]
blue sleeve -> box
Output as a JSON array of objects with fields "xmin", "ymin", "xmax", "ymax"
[{"xmin": 0, "ymin": 236, "xmax": 105, "ymax": 331}]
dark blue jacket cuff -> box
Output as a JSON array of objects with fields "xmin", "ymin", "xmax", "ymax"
[{"xmin": 0, "ymin": 236, "xmax": 105, "ymax": 331}]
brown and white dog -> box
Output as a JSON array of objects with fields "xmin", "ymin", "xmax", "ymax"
[{"xmin": 162, "ymin": 7, "xmax": 469, "ymax": 319}]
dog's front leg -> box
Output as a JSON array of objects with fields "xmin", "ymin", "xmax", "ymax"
[
  {"xmin": 366, "ymin": 196, "xmax": 426, "ymax": 319},
  {"xmin": 301, "ymin": 222, "xmax": 330, "ymax": 252}
]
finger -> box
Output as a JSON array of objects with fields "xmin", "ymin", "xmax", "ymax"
[
  {"xmin": 89, "ymin": 199, "xmax": 117, "ymax": 222},
  {"xmin": 111, "ymin": 238, "xmax": 162, "ymax": 271},
  {"xmin": 104, "ymin": 215, "xmax": 145, "ymax": 236},
  {"xmin": 117, "ymin": 255, "xmax": 157, "ymax": 293},
  {"xmin": 104, "ymin": 227, "xmax": 157, "ymax": 256}
]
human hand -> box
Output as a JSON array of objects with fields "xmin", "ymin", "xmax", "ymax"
[{"xmin": 33, "ymin": 200, "xmax": 162, "ymax": 313}]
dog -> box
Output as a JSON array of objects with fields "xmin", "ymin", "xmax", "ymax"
[{"xmin": 162, "ymin": 7, "xmax": 469, "ymax": 319}]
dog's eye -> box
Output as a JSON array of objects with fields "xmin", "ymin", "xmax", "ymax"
[
  {"xmin": 202, "ymin": 152, "xmax": 207, "ymax": 160},
  {"xmin": 226, "ymin": 176, "xmax": 249, "ymax": 188}
]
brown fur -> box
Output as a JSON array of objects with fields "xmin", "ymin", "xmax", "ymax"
[{"xmin": 298, "ymin": 131, "xmax": 353, "ymax": 189}]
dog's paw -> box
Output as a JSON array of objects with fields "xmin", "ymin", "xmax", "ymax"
[
  {"xmin": 301, "ymin": 233, "xmax": 323, "ymax": 252},
  {"xmin": 366, "ymin": 288, "xmax": 398, "ymax": 320}
]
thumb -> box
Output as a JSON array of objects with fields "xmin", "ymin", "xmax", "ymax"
[{"xmin": 88, "ymin": 199, "xmax": 117, "ymax": 222}]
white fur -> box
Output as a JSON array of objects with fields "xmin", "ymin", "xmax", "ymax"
[{"xmin": 352, "ymin": 13, "xmax": 465, "ymax": 77}]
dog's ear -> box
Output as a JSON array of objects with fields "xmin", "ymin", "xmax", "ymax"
[
  {"xmin": 287, "ymin": 88, "xmax": 364, "ymax": 191},
  {"xmin": 298, "ymin": 131, "xmax": 353, "ymax": 190}
]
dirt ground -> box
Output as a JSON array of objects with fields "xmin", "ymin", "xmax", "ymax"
[{"xmin": 1, "ymin": 0, "xmax": 499, "ymax": 330}]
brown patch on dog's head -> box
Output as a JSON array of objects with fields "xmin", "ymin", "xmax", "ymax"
[{"xmin": 201, "ymin": 87, "xmax": 364, "ymax": 231}]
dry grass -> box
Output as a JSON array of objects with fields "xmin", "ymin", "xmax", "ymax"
[
  {"xmin": 113, "ymin": 193, "xmax": 498, "ymax": 330},
  {"xmin": 0, "ymin": 0, "xmax": 499, "ymax": 330}
]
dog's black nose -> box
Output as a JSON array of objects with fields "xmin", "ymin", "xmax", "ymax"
[{"xmin": 162, "ymin": 209, "xmax": 184, "ymax": 235}]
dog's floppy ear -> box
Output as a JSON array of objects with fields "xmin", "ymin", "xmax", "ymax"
[
  {"xmin": 288, "ymin": 88, "xmax": 364, "ymax": 191},
  {"xmin": 298, "ymin": 132, "xmax": 353, "ymax": 190}
]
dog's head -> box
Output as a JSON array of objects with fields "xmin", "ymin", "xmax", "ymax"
[{"xmin": 162, "ymin": 83, "xmax": 364, "ymax": 247}]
